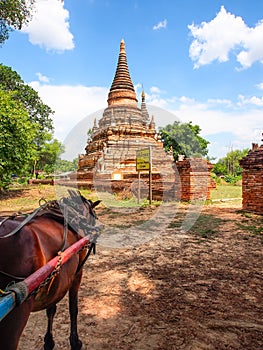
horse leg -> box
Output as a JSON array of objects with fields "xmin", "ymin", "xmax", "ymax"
[
  {"xmin": 69, "ymin": 273, "xmax": 82, "ymax": 350},
  {"xmin": 44, "ymin": 304, "xmax": 57, "ymax": 350},
  {"xmin": 0, "ymin": 301, "xmax": 32, "ymax": 350}
]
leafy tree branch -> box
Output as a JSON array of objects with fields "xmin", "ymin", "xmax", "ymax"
[{"xmin": 160, "ymin": 121, "xmax": 209, "ymax": 161}]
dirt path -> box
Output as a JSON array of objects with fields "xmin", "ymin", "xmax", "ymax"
[{"xmin": 16, "ymin": 201, "xmax": 263, "ymax": 350}]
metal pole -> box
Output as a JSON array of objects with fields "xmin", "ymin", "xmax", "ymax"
[
  {"xmin": 138, "ymin": 171, "xmax": 141, "ymax": 204},
  {"xmin": 149, "ymin": 146, "xmax": 152, "ymax": 204}
]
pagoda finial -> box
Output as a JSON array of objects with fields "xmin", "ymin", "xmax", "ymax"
[
  {"xmin": 92, "ymin": 117, "xmax": 98, "ymax": 133},
  {"xmin": 149, "ymin": 115, "xmax": 155, "ymax": 130},
  {"xmin": 120, "ymin": 39, "xmax": 125, "ymax": 53},
  {"xmin": 107, "ymin": 39, "xmax": 138, "ymax": 107},
  {"xmin": 141, "ymin": 86, "xmax": 149, "ymax": 124},
  {"xmin": 141, "ymin": 84, "xmax": 145, "ymax": 102}
]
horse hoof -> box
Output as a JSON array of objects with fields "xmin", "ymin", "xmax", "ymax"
[
  {"xmin": 73, "ymin": 339, "xmax": 82, "ymax": 350},
  {"xmin": 44, "ymin": 334, "xmax": 55, "ymax": 350},
  {"xmin": 74, "ymin": 340, "xmax": 82, "ymax": 350},
  {"xmin": 72, "ymin": 340, "xmax": 82, "ymax": 350},
  {"xmin": 70, "ymin": 335, "xmax": 82, "ymax": 350}
]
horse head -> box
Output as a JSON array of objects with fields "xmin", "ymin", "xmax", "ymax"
[{"xmin": 61, "ymin": 190, "xmax": 101, "ymax": 235}]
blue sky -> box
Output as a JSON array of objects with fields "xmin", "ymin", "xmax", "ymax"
[{"xmin": 1, "ymin": 0, "xmax": 263, "ymax": 160}]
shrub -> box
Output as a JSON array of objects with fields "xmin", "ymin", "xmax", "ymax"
[{"xmin": 224, "ymin": 174, "xmax": 242, "ymax": 184}]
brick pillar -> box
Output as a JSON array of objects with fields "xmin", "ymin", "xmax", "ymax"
[
  {"xmin": 239, "ymin": 144, "xmax": 263, "ymax": 214},
  {"xmin": 174, "ymin": 158, "xmax": 215, "ymax": 201}
]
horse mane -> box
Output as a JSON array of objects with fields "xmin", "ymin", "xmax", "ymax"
[
  {"xmin": 37, "ymin": 194, "xmax": 95, "ymax": 235},
  {"xmin": 0, "ymin": 190, "xmax": 96, "ymax": 239}
]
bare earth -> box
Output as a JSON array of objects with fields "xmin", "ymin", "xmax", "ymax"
[{"xmin": 7, "ymin": 200, "xmax": 263, "ymax": 349}]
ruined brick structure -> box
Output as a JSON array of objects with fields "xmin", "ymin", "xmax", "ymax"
[
  {"xmin": 239, "ymin": 138, "xmax": 263, "ymax": 214},
  {"xmin": 174, "ymin": 158, "xmax": 215, "ymax": 201}
]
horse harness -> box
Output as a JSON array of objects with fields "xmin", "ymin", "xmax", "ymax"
[{"xmin": 0, "ymin": 197, "xmax": 99, "ymax": 295}]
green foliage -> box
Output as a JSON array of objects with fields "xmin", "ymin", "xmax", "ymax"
[
  {"xmin": 160, "ymin": 121, "xmax": 209, "ymax": 160},
  {"xmin": 213, "ymin": 148, "xmax": 249, "ymax": 177},
  {"xmin": 0, "ymin": 0, "xmax": 35, "ymax": 45},
  {"xmin": 212, "ymin": 163, "xmax": 227, "ymax": 176},
  {"xmin": 224, "ymin": 174, "xmax": 242, "ymax": 184},
  {"xmin": 56, "ymin": 158, "xmax": 79, "ymax": 173},
  {"xmin": 36, "ymin": 137, "xmax": 65, "ymax": 174},
  {"xmin": 211, "ymin": 172, "xmax": 221, "ymax": 185},
  {"xmin": 0, "ymin": 64, "xmax": 54, "ymax": 138},
  {"xmin": 0, "ymin": 64, "xmax": 57, "ymax": 180},
  {"xmin": 0, "ymin": 90, "xmax": 36, "ymax": 189}
]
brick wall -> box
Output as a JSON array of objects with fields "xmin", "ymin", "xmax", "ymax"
[
  {"xmin": 174, "ymin": 158, "xmax": 215, "ymax": 201},
  {"xmin": 71, "ymin": 158, "xmax": 215, "ymax": 202},
  {"xmin": 240, "ymin": 144, "xmax": 263, "ymax": 214}
]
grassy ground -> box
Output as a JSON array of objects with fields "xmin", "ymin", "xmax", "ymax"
[
  {"xmin": 0, "ymin": 184, "xmax": 56, "ymax": 213},
  {"xmin": 210, "ymin": 183, "xmax": 242, "ymax": 200},
  {"xmin": 0, "ymin": 183, "xmax": 243, "ymax": 214}
]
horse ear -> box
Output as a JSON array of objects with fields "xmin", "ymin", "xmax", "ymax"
[
  {"xmin": 68, "ymin": 190, "xmax": 74, "ymax": 197},
  {"xmin": 91, "ymin": 200, "xmax": 101, "ymax": 208},
  {"xmin": 68, "ymin": 189, "xmax": 78, "ymax": 198}
]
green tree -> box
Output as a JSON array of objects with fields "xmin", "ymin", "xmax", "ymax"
[
  {"xmin": 0, "ymin": 90, "xmax": 36, "ymax": 189},
  {"xmin": 0, "ymin": 64, "xmax": 53, "ymax": 138},
  {"xmin": 55, "ymin": 158, "xmax": 79, "ymax": 173},
  {"xmin": 0, "ymin": 64, "xmax": 55, "ymax": 177},
  {"xmin": 212, "ymin": 162, "xmax": 227, "ymax": 176},
  {"xmin": 160, "ymin": 121, "xmax": 209, "ymax": 160},
  {"xmin": 33, "ymin": 136, "xmax": 65, "ymax": 175},
  {"xmin": 213, "ymin": 148, "xmax": 249, "ymax": 177},
  {"xmin": 0, "ymin": 0, "xmax": 35, "ymax": 45}
]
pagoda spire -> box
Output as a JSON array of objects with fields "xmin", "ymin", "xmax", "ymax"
[
  {"xmin": 107, "ymin": 39, "xmax": 138, "ymax": 107},
  {"xmin": 141, "ymin": 87, "xmax": 149, "ymax": 124}
]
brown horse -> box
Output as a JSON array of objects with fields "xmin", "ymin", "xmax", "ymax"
[{"xmin": 0, "ymin": 191, "xmax": 100, "ymax": 350}]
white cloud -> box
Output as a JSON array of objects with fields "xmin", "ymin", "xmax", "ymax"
[
  {"xmin": 150, "ymin": 86, "xmax": 162, "ymax": 94},
  {"xmin": 237, "ymin": 94, "xmax": 263, "ymax": 107},
  {"xmin": 142, "ymin": 86, "xmax": 263, "ymax": 158},
  {"xmin": 257, "ymin": 82, "xmax": 263, "ymax": 90},
  {"xmin": 153, "ymin": 19, "xmax": 167, "ymax": 30},
  {"xmin": 173, "ymin": 102, "xmax": 262, "ymax": 159},
  {"xmin": 207, "ymin": 98, "xmax": 232, "ymax": 108},
  {"xmin": 144, "ymin": 86, "xmax": 167, "ymax": 108},
  {"xmin": 236, "ymin": 20, "xmax": 263, "ymax": 68},
  {"xmin": 21, "ymin": 0, "xmax": 74, "ymax": 51},
  {"xmin": 168, "ymin": 97, "xmax": 263, "ymax": 150},
  {"xmin": 179, "ymin": 96, "xmax": 197, "ymax": 105},
  {"xmin": 28, "ymin": 80, "xmax": 262, "ymax": 160},
  {"xmin": 29, "ymin": 81, "xmax": 108, "ymax": 141},
  {"xmin": 36, "ymin": 72, "xmax": 50, "ymax": 83},
  {"xmin": 188, "ymin": 6, "xmax": 263, "ymax": 69},
  {"xmin": 134, "ymin": 83, "xmax": 142, "ymax": 90},
  {"xmin": 147, "ymin": 97, "xmax": 168, "ymax": 108}
]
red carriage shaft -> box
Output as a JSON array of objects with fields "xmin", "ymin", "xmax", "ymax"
[
  {"xmin": 0, "ymin": 235, "xmax": 91, "ymax": 322},
  {"xmin": 25, "ymin": 235, "xmax": 90, "ymax": 295}
]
